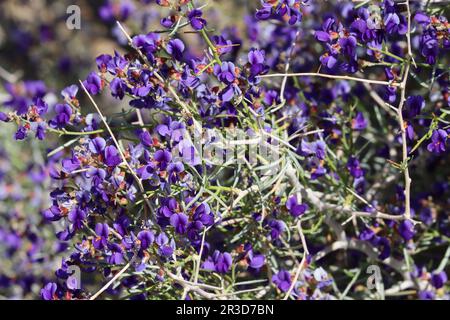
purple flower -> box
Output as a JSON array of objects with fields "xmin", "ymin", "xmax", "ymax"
[
  {"xmin": 107, "ymin": 243, "xmax": 124, "ymax": 265},
  {"xmin": 313, "ymin": 267, "xmax": 332, "ymax": 288},
  {"xmin": 62, "ymin": 152, "xmax": 81, "ymax": 173},
  {"xmin": 168, "ymin": 162, "xmax": 184, "ymax": 183},
  {"xmin": 82, "ymin": 72, "xmax": 103, "ymax": 95},
  {"xmin": 414, "ymin": 12, "xmax": 431, "ymax": 26},
  {"xmin": 99, "ymin": 0, "xmax": 135, "ymax": 22},
  {"xmin": 188, "ymin": 9, "xmax": 207, "ymax": 30},
  {"xmin": 50, "ymin": 103, "xmax": 72, "ymax": 129},
  {"xmin": 110, "ymin": 77, "xmax": 127, "ymax": 100},
  {"xmin": 212, "ymin": 35, "xmax": 233, "ymax": 55},
  {"xmin": 66, "ymin": 273, "xmax": 80, "ymax": 291},
  {"xmin": 170, "ymin": 213, "xmax": 188, "ymax": 234},
  {"xmin": 132, "ymin": 32, "xmax": 160, "ymax": 58},
  {"xmin": 427, "ymin": 129, "xmax": 447, "ymax": 154},
  {"xmin": 255, "ymin": 4, "xmax": 272, "ymax": 21},
  {"xmin": 285, "ymin": 195, "xmax": 308, "ymax": 217},
  {"xmin": 247, "ymin": 48, "xmax": 268, "ymax": 79},
  {"xmin": 40, "ymin": 282, "xmax": 57, "ymax": 300},
  {"xmin": 156, "ymin": 232, "xmax": 175, "ymax": 257},
  {"xmin": 398, "ymin": 219, "xmax": 415, "ymax": 241},
  {"xmin": 347, "ymin": 156, "xmax": 364, "ymax": 178},
  {"xmin": 385, "ymin": 86, "xmax": 397, "ymax": 104},
  {"xmin": 166, "ymin": 39, "xmax": 185, "ymax": 61},
  {"xmin": 218, "ymin": 84, "xmax": 241, "ymax": 102},
  {"xmin": 420, "ymin": 33, "xmax": 439, "ymax": 65},
  {"xmin": 268, "ymin": 219, "xmax": 286, "ymax": 239},
  {"xmin": 256, "ymin": 1, "xmax": 303, "ymax": 25},
  {"xmin": 137, "ymin": 230, "xmax": 155, "ymax": 250},
  {"xmin": 178, "ymin": 139, "xmax": 201, "ymax": 166},
  {"xmin": 247, "ymin": 250, "xmax": 265, "ymax": 269},
  {"xmin": 85, "ymin": 167, "xmax": 107, "ymax": 186},
  {"xmin": 373, "ymin": 236, "xmax": 391, "ymax": 260},
  {"xmin": 139, "ymin": 131, "xmax": 153, "ymax": 147},
  {"xmin": 104, "ymin": 146, "xmax": 122, "ymax": 167},
  {"xmin": 272, "ymin": 270, "xmax": 291, "ymax": 292},
  {"xmin": 298, "ymin": 140, "xmax": 327, "ymax": 160},
  {"xmin": 137, "ymin": 163, "xmax": 156, "ymax": 180},
  {"xmin": 339, "ymin": 36, "xmax": 357, "ymax": 59},
  {"xmin": 88, "ymin": 137, "xmax": 106, "ymax": 154},
  {"xmin": 384, "ymin": 13, "xmax": 407, "ymax": 35},
  {"xmin": 157, "ymin": 120, "xmax": 186, "ymax": 143},
  {"xmin": 14, "ymin": 126, "xmax": 28, "ymax": 140},
  {"xmin": 193, "ymin": 203, "xmax": 214, "ymax": 227},
  {"xmin": 35, "ymin": 123, "xmax": 46, "ymax": 140},
  {"xmin": 43, "ymin": 205, "xmax": 62, "ymax": 221},
  {"xmin": 214, "ymin": 62, "xmax": 236, "ymax": 84},
  {"xmin": 68, "ymin": 208, "xmax": 86, "ymax": 230},
  {"xmin": 61, "ymin": 84, "xmax": 79, "ymax": 101},
  {"xmin": 96, "ymin": 54, "xmax": 112, "ymax": 73},
  {"xmin": 430, "ymin": 271, "xmax": 448, "ymax": 289},
  {"xmin": 420, "ymin": 207, "xmax": 433, "ymax": 225},
  {"xmin": 158, "ymin": 197, "xmax": 179, "ymax": 223},
  {"xmin": 0, "ymin": 111, "xmax": 10, "ymax": 122},
  {"xmin": 319, "ymin": 54, "xmax": 338, "ymax": 69},
  {"xmin": 404, "ymin": 96, "xmax": 425, "ymax": 118},
  {"xmin": 351, "ymin": 112, "xmax": 368, "ymax": 131},
  {"xmin": 154, "ymin": 149, "xmax": 172, "ymax": 170},
  {"xmin": 161, "ymin": 16, "xmax": 176, "ymax": 28},
  {"xmin": 203, "ymin": 250, "xmax": 232, "ymax": 274},
  {"xmin": 315, "ymin": 31, "xmax": 331, "ymax": 42},
  {"xmin": 93, "ymin": 223, "xmax": 109, "ymax": 250},
  {"xmin": 419, "ymin": 290, "xmax": 435, "ymax": 300},
  {"xmin": 263, "ymin": 90, "xmax": 280, "ymax": 106}
]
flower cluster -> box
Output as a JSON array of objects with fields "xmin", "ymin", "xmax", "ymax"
[
  {"xmin": 256, "ymin": 0, "xmax": 307, "ymax": 25},
  {"xmin": 0, "ymin": 0, "xmax": 449, "ymax": 301},
  {"xmin": 414, "ymin": 12, "xmax": 450, "ymax": 65}
]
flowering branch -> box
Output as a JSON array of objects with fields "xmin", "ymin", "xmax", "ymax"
[{"xmin": 79, "ymin": 80, "xmax": 156, "ymax": 221}]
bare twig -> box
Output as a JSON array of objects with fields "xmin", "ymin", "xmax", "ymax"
[
  {"xmin": 362, "ymin": 82, "xmax": 396, "ymax": 117},
  {"xmin": 404, "ymin": 0, "xmax": 417, "ymax": 67},
  {"xmin": 90, "ymin": 255, "xmax": 136, "ymax": 300},
  {"xmin": 258, "ymin": 72, "xmax": 400, "ymax": 87},
  {"xmin": 0, "ymin": 65, "xmax": 22, "ymax": 83},
  {"xmin": 396, "ymin": 62, "xmax": 412, "ymax": 221},
  {"xmin": 280, "ymin": 29, "xmax": 301, "ymax": 103},
  {"xmin": 284, "ymin": 221, "xmax": 309, "ymax": 300}
]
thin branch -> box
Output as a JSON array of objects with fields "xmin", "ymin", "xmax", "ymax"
[
  {"xmin": 404, "ymin": 0, "xmax": 417, "ymax": 67},
  {"xmin": 397, "ymin": 63, "xmax": 412, "ymax": 221},
  {"xmin": 258, "ymin": 72, "xmax": 400, "ymax": 87},
  {"xmin": 362, "ymin": 82, "xmax": 396, "ymax": 117},
  {"xmin": 284, "ymin": 221, "xmax": 309, "ymax": 300},
  {"xmin": 194, "ymin": 228, "xmax": 208, "ymax": 284},
  {"xmin": 90, "ymin": 256, "xmax": 136, "ymax": 300}
]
